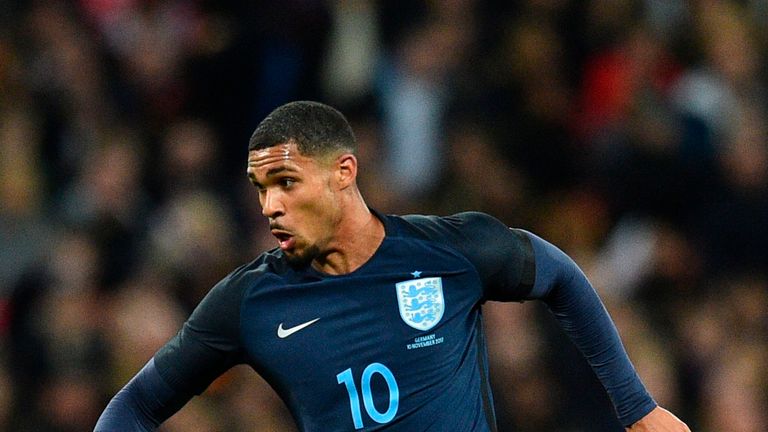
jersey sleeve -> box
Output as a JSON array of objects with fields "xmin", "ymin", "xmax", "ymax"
[
  {"xmin": 400, "ymin": 212, "xmax": 656, "ymax": 425},
  {"xmin": 153, "ymin": 265, "xmax": 250, "ymax": 395},
  {"xmin": 95, "ymin": 264, "xmax": 253, "ymax": 430},
  {"xmin": 523, "ymin": 231, "xmax": 657, "ymax": 426},
  {"xmin": 94, "ymin": 358, "xmax": 190, "ymax": 431},
  {"xmin": 402, "ymin": 212, "xmax": 536, "ymax": 302}
]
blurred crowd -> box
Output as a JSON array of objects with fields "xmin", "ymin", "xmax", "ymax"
[{"xmin": 0, "ymin": 0, "xmax": 767, "ymax": 431}]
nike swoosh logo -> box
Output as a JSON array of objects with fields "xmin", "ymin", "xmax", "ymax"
[{"xmin": 277, "ymin": 318, "xmax": 321, "ymax": 338}]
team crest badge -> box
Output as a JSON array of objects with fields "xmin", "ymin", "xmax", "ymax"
[{"xmin": 396, "ymin": 277, "xmax": 445, "ymax": 331}]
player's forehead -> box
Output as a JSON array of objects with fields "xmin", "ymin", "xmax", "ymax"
[{"xmin": 246, "ymin": 142, "xmax": 317, "ymax": 178}]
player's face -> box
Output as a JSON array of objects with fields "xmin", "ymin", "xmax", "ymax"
[{"xmin": 247, "ymin": 142, "xmax": 342, "ymax": 267}]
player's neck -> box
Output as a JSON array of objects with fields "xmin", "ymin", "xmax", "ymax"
[{"xmin": 312, "ymin": 196, "xmax": 384, "ymax": 275}]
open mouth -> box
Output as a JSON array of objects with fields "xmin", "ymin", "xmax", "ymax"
[{"xmin": 271, "ymin": 230, "xmax": 295, "ymax": 251}]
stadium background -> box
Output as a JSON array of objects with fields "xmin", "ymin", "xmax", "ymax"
[{"xmin": 0, "ymin": 0, "xmax": 766, "ymax": 431}]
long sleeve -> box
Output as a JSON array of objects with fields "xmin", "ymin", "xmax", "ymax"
[
  {"xmin": 94, "ymin": 358, "xmax": 193, "ymax": 431},
  {"xmin": 95, "ymin": 260, "xmax": 254, "ymax": 431},
  {"xmin": 524, "ymin": 231, "xmax": 657, "ymax": 427}
]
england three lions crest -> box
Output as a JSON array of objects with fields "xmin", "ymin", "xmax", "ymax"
[{"xmin": 396, "ymin": 277, "xmax": 445, "ymax": 331}]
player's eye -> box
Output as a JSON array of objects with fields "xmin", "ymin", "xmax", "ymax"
[
  {"xmin": 280, "ymin": 178, "xmax": 296, "ymax": 188},
  {"xmin": 252, "ymin": 181, "xmax": 265, "ymax": 192}
]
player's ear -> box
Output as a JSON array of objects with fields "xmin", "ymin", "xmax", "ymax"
[{"xmin": 335, "ymin": 153, "xmax": 357, "ymax": 190}]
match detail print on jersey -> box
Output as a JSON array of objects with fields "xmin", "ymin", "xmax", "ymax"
[
  {"xmin": 395, "ymin": 277, "xmax": 445, "ymax": 331},
  {"xmin": 277, "ymin": 317, "xmax": 321, "ymax": 338}
]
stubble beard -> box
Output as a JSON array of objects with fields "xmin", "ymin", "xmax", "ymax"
[{"xmin": 284, "ymin": 243, "xmax": 322, "ymax": 269}]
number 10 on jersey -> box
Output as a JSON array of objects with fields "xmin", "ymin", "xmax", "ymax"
[{"xmin": 336, "ymin": 362, "xmax": 399, "ymax": 429}]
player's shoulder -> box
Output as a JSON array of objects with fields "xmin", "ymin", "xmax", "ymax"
[
  {"xmin": 215, "ymin": 248, "xmax": 290, "ymax": 293},
  {"xmin": 386, "ymin": 211, "xmax": 531, "ymax": 266},
  {"xmin": 391, "ymin": 211, "xmax": 508, "ymax": 241}
]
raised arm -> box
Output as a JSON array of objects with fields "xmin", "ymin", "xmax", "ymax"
[{"xmin": 525, "ymin": 231, "xmax": 689, "ymax": 430}]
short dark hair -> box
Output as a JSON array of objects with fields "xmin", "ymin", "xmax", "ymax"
[{"xmin": 248, "ymin": 101, "xmax": 357, "ymax": 157}]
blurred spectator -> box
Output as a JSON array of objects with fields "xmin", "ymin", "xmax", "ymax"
[
  {"xmin": 78, "ymin": 0, "xmax": 205, "ymax": 122},
  {"xmin": 37, "ymin": 372, "xmax": 103, "ymax": 432},
  {"xmin": 432, "ymin": 120, "xmax": 528, "ymax": 224},
  {"xmin": 700, "ymin": 341, "xmax": 767, "ymax": 431},
  {"xmin": 349, "ymin": 113, "xmax": 400, "ymax": 212},
  {"xmin": 491, "ymin": 10, "xmax": 577, "ymax": 194},
  {"xmin": 105, "ymin": 269, "xmax": 184, "ymax": 381},
  {"xmin": 378, "ymin": 2, "xmax": 475, "ymax": 201},
  {"xmin": 245, "ymin": 0, "xmax": 331, "ymax": 123},
  {"xmin": 57, "ymin": 128, "xmax": 149, "ymax": 288},
  {"xmin": 147, "ymin": 190, "xmax": 238, "ymax": 308},
  {"xmin": 0, "ymin": 106, "xmax": 52, "ymax": 295},
  {"xmin": 155, "ymin": 118, "xmax": 223, "ymax": 200},
  {"xmin": 22, "ymin": 1, "xmax": 117, "ymax": 188},
  {"xmin": 0, "ymin": 355, "xmax": 13, "ymax": 428},
  {"xmin": 484, "ymin": 301, "xmax": 557, "ymax": 432},
  {"xmin": 691, "ymin": 102, "xmax": 768, "ymax": 275},
  {"xmin": 7, "ymin": 229, "xmax": 108, "ymax": 430},
  {"xmin": 320, "ymin": 0, "xmax": 380, "ymax": 108}
]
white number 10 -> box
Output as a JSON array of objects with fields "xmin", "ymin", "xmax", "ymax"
[{"xmin": 336, "ymin": 362, "xmax": 399, "ymax": 429}]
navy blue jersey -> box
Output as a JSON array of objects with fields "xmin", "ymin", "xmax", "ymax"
[
  {"xmin": 95, "ymin": 210, "xmax": 656, "ymax": 431},
  {"xmin": 154, "ymin": 211, "xmax": 535, "ymax": 431}
]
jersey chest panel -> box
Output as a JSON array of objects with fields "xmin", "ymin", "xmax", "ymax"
[{"xmin": 240, "ymin": 238, "xmax": 492, "ymax": 431}]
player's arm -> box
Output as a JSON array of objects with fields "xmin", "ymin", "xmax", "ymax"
[
  {"xmin": 419, "ymin": 212, "xmax": 688, "ymax": 429},
  {"xmin": 523, "ymin": 230, "xmax": 689, "ymax": 430},
  {"xmin": 93, "ymin": 358, "xmax": 192, "ymax": 431},
  {"xmin": 94, "ymin": 267, "xmax": 249, "ymax": 431},
  {"xmin": 94, "ymin": 327, "xmax": 241, "ymax": 432}
]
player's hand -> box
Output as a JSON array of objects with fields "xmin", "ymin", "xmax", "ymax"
[{"xmin": 626, "ymin": 406, "xmax": 691, "ymax": 431}]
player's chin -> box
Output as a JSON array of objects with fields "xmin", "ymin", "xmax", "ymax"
[{"xmin": 283, "ymin": 244, "xmax": 320, "ymax": 269}]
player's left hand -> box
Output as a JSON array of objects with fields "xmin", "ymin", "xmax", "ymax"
[{"xmin": 626, "ymin": 406, "xmax": 691, "ymax": 431}]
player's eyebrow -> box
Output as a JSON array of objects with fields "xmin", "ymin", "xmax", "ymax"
[
  {"xmin": 264, "ymin": 166, "xmax": 297, "ymax": 177},
  {"xmin": 248, "ymin": 166, "xmax": 299, "ymax": 188}
]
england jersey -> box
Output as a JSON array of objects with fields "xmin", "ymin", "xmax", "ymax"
[{"xmin": 154, "ymin": 211, "xmax": 537, "ymax": 431}]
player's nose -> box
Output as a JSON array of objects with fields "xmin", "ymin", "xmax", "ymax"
[{"xmin": 261, "ymin": 190, "xmax": 285, "ymax": 218}]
